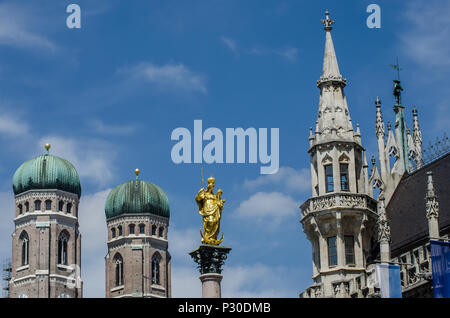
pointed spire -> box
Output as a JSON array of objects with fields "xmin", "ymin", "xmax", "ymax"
[
  {"xmin": 425, "ymin": 171, "xmax": 440, "ymax": 239},
  {"xmin": 412, "ymin": 106, "xmax": 423, "ymax": 168},
  {"xmin": 377, "ymin": 196, "xmax": 391, "ymax": 262},
  {"xmin": 319, "ymin": 10, "xmax": 345, "ymax": 84},
  {"xmin": 314, "ymin": 10, "xmax": 354, "ymax": 142},
  {"xmin": 425, "ymin": 171, "xmax": 439, "ymax": 219},
  {"xmin": 375, "ymin": 97, "xmax": 385, "ymax": 138}
]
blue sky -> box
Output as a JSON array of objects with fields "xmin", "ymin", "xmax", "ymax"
[{"xmin": 0, "ymin": 0, "xmax": 449, "ymax": 297}]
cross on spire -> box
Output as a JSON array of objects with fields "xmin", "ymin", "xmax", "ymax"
[{"xmin": 321, "ymin": 9, "xmax": 334, "ymax": 31}]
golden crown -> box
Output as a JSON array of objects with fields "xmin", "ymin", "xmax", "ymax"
[{"xmin": 207, "ymin": 176, "xmax": 215, "ymax": 184}]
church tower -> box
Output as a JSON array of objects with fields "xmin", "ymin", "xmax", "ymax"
[
  {"xmin": 300, "ymin": 11, "xmax": 379, "ymax": 298},
  {"xmin": 9, "ymin": 144, "xmax": 83, "ymax": 298},
  {"xmin": 104, "ymin": 169, "xmax": 171, "ymax": 298}
]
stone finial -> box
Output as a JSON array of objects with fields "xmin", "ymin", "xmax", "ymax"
[
  {"xmin": 375, "ymin": 98, "xmax": 385, "ymax": 138},
  {"xmin": 377, "ymin": 197, "xmax": 391, "ymax": 244},
  {"xmin": 321, "ymin": 9, "xmax": 335, "ymax": 31},
  {"xmin": 425, "ymin": 171, "xmax": 439, "ymax": 219},
  {"xmin": 412, "ymin": 106, "xmax": 423, "ymax": 169}
]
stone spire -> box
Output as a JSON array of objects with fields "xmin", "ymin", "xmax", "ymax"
[
  {"xmin": 425, "ymin": 171, "xmax": 440, "ymax": 239},
  {"xmin": 412, "ymin": 107, "xmax": 423, "ymax": 169},
  {"xmin": 377, "ymin": 197, "xmax": 391, "ymax": 262},
  {"xmin": 314, "ymin": 10, "xmax": 354, "ymax": 143}
]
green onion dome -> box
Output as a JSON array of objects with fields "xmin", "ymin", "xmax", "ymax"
[
  {"xmin": 12, "ymin": 144, "xmax": 81, "ymax": 198},
  {"xmin": 105, "ymin": 170, "xmax": 170, "ymax": 220}
]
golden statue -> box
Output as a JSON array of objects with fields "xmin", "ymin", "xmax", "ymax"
[{"xmin": 195, "ymin": 174, "xmax": 225, "ymax": 245}]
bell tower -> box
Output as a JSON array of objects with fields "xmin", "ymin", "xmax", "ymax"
[
  {"xmin": 300, "ymin": 11, "xmax": 379, "ymax": 298},
  {"xmin": 9, "ymin": 144, "xmax": 83, "ymax": 298}
]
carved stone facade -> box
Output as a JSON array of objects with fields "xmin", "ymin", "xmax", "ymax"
[
  {"xmin": 9, "ymin": 189, "xmax": 82, "ymax": 298},
  {"xmin": 105, "ymin": 214, "xmax": 171, "ymax": 298}
]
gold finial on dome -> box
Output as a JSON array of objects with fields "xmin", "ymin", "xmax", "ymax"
[
  {"xmin": 44, "ymin": 143, "xmax": 51, "ymax": 154},
  {"xmin": 135, "ymin": 168, "xmax": 140, "ymax": 179}
]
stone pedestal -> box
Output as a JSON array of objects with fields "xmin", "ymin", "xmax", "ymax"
[{"xmin": 189, "ymin": 245, "xmax": 231, "ymax": 298}]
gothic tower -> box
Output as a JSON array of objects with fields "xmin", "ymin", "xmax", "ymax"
[
  {"xmin": 300, "ymin": 11, "xmax": 379, "ymax": 298},
  {"xmin": 9, "ymin": 144, "xmax": 82, "ymax": 298},
  {"xmin": 104, "ymin": 169, "xmax": 171, "ymax": 298}
]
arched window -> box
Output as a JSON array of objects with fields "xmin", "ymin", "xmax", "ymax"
[
  {"xmin": 58, "ymin": 201, "xmax": 64, "ymax": 212},
  {"xmin": 25, "ymin": 202, "xmax": 29, "ymax": 212},
  {"xmin": 58, "ymin": 232, "xmax": 69, "ymax": 265},
  {"xmin": 151, "ymin": 253, "xmax": 161, "ymax": 285},
  {"xmin": 111, "ymin": 228, "xmax": 116, "ymax": 239},
  {"xmin": 118, "ymin": 225, "xmax": 123, "ymax": 237},
  {"xmin": 139, "ymin": 224, "xmax": 145, "ymax": 235},
  {"xmin": 66, "ymin": 203, "xmax": 72, "ymax": 214},
  {"xmin": 158, "ymin": 227, "xmax": 164, "ymax": 238},
  {"xmin": 129, "ymin": 224, "xmax": 135, "ymax": 235},
  {"xmin": 151, "ymin": 225, "xmax": 157, "ymax": 236},
  {"xmin": 34, "ymin": 200, "xmax": 41, "ymax": 211},
  {"xmin": 45, "ymin": 200, "xmax": 52, "ymax": 211},
  {"xmin": 114, "ymin": 253, "xmax": 124, "ymax": 287},
  {"xmin": 20, "ymin": 232, "xmax": 29, "ymax": 266},
  {"xmin": 18, "ymin": 204, "xmax": 23, "ymax": 215}
]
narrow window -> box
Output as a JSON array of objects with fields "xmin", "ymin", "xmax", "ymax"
[
  {"xmin": 340, "ymin": 164, "xmax": 349, "ymax": 191},
  {"xmin": 18, "ymin": 204, "xmax": 23, "ymax": 215},
  {"xmin": 20, "ymin": 232, "xmax": 29, "ymax": 266},
  {"xmin": 129, "ymin": 224, "xmax": 135, "ymax": 235},
  {"xmin": 152, "ymin": 225, "xmax": 157, "ymax": 236},
  {"xmin": 111, "ymin": 228, "xmax": 116, "ymax": 239},
  {"xmin": 45, "ymin": 200, "xmax": 52, "ymax": 211},
  {"xmin": 151, "ymin": 254, "xmax": 161, "ymax": 285},
  {"xmin": 66, "ymin": 203, "xmax": 72, "ymax": 214},
  {"xmin": 139, "ymin": 224, "xmax": 145, "ymax": 235},
  {"xmin": 118, "ymin": 226, "xmax": 123, "ymax": 237},
  {"xmin": 344, "ymin": 235, "xmax": 355, "ymax": 265},
  {"xmin": 325, "ymin": 165, "xmax": 334, "ymax": 193},
  {"xmin": 158, "ymin": 227, "xmax": 164, "ymax": 238},
  {"xmin": 58, "ymin": 201, "xmax": 64, "ymax": 212},
  {"xmin": 25, "ymin": 202, "xmax": 29, "ymax": 212},
  {"xmin": 58, "ymin": 233, "xmax": 69, "ymax": 265},
  {"xmin": 327, "ymin": 236, "xmax": 337, "ymax": 266},
  {"xmin": 114, "ymin": 254, "xmax": 123, "ymax": 287},
  {"xmin": 34, "ymin": 200, "xmax": 41, "ymax": 211}
]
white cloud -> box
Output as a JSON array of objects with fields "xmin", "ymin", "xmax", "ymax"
[
  {"xmin": 401, "ymin": 1, "xmax": 450, "ymax": 70},
  {"xmin": 0, "ymin": 113, "xmax": 29, "ymax": 137},
  {"xmin": 169, "ymin": 226, "xmax": 200, "ymax": 262},
  {"xmin": 221, "ymin": 36, "xmax": 299, "ymax": 62},
  {"xmin": 221, "ymin": 36, "xmax": 239, "ymax": 57},
  {"xmin": 172, "ymin": 263, "xmax": 303, "ymax": 298},
  {"xmin": 0, "ymin": 191, "xmax": 15, "ymax": 268},
  {"xmin": 243, "ymin": 166, "xmax": 310, "ymax": 193},
  {"xmin": 222, "ymin": 264, "xmax": 300, "ymax": 297},
  {"xmin": 118, "ymin": 62, "xmax": 207, "ymax": 94},
  {"xmin": 0, "ymin": 3, "xmax": 56, "ymax": 51},
  {"xmin": 37, "ymin": 136, "xmax": 117, "ymax": 188},
  {"xmin": 247, "ymin": 46, "xmax": 299, "ymax": 62},
  {"xmin": 78, "ymin": 189, "xmax": 110, "ymax": 298},
  {"xmin": 171, "ymin": 265, "xmax": 202, "ymax": 298},
  {"xmin": 234, "ymin": 192, "xmax": 298, "ymax": 226},
  {"xmin": 87, "ymin": 119, "xmax": 137, "ymax": 136}
]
